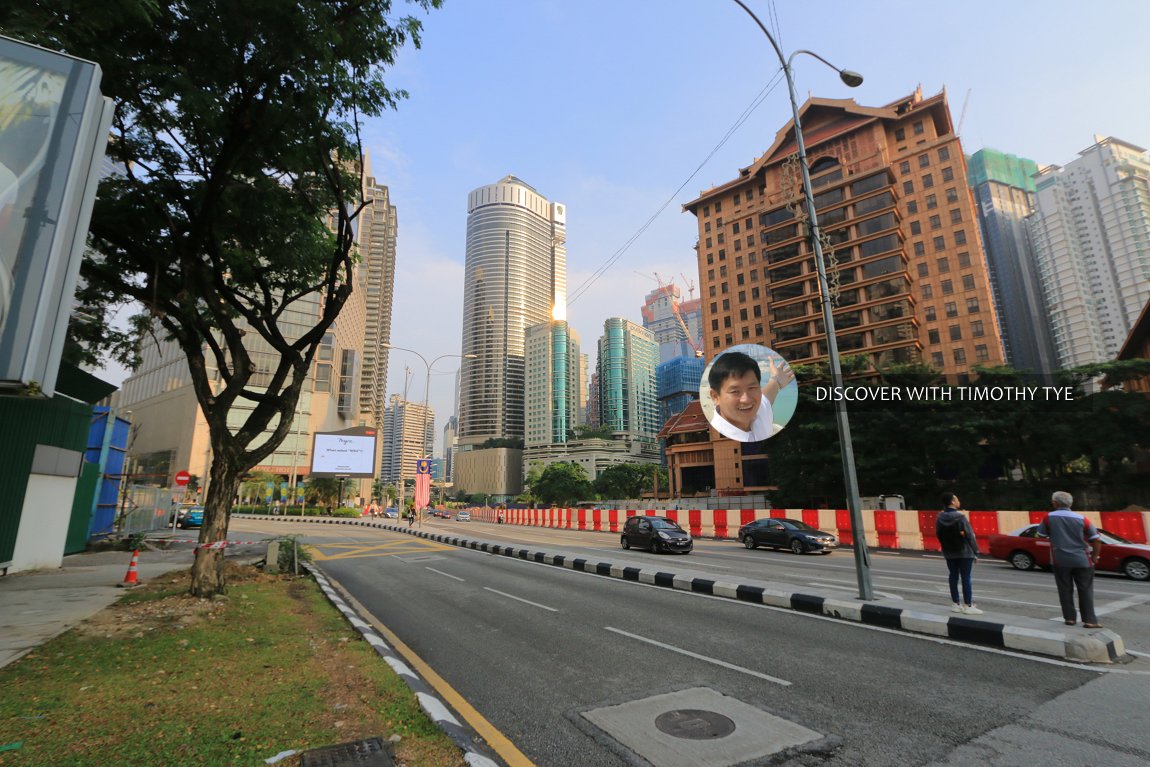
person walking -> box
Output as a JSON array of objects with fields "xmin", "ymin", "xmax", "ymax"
[
  {"xmin": 1038, "ymin": 491, "xmax": 1103, "ymax": 628},
  {"xmin": 936, "ymin": 493, "xmax": 982, "ymax": 615}
]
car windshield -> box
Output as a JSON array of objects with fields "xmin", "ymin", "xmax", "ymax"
[
  {"xmin": 1098, "ymin": 529, "xmax": 1132, "ymax": 545},
  {"xmin": 782, "ymin": 520, "xmax": 817, "ymax": 531},
  {"xmin": 651, "ymin": 519, "xmax": 681, "ymax": 530}
]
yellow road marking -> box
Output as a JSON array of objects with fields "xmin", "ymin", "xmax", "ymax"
[
  {"xmin": 322, "ymin": 571, "xmax": 537, "ymax": 767},
  {"xmin": 307, "ymin": 540, "xmax": 453, "ymax": 561}
]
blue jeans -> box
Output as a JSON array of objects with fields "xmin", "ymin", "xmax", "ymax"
[{"xmin": 946, "ymin": 557, "xmax": 975, "ymax": 605}]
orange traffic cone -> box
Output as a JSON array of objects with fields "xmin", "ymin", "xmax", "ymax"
[{"xmin": 118, "ymin": 549, "xmax": 141, "ymax": 587}]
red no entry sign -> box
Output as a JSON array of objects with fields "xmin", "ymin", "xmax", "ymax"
[{"xmin": 174, "ymin": 470, "xmax": 191, "ymax": 486}]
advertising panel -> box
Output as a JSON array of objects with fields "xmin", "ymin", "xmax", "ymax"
[{"xmin": 310, "ymin": 426, "xmax": 377, "ymax": 478}]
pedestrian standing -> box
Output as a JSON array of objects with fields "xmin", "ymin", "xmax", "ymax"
[
  {"xmin": 1038, "ymin": 491, "xmax": 1103, "ymax": 628},
  {"xmin": 935, "ymin": 493, "xmax": 983, "ymax": 615}
]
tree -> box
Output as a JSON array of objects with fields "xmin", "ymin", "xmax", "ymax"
[
  {"xmin": 303, "ymin": 476, "xmax": 341, "ymax": 508},
  {"xmin": 0, "ymin": 1, "xmax": 441, "ymax": 596},
  {"xmin": 529, "ymin": 463, "xmax": 593, "ymax": 506},
  {"xmin": 593, "ymin": 463, "xmax": 659, "ymax": 500}
]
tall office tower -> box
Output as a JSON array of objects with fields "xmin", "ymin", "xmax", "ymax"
[
  {"xmin": 1027, "ymin": 136, "xmax": 1150, "ymax": 369},
  {"xmin": 442, "ymin": 416, "xmax": 457, "ymax": 483},
  {"xmin": 586, "ymin": 370, "xmax": 600, "ymax": 428},
  {"xmin": 597, "ymin": 318, "xmax": 660, "ymax": 443},
  {"xmin": 967, "ymin": 148, "xmax": 1057, "ymax": 373},
  {"xmin": 657, "ymin": 355, "xmax": 706, "ymax": 424},
  {"xmin": 381, "ymin": 394, "xmax": 434, "ymax": 485},
  {"xmin": 684, "ymin": 87, "xmax": 1005, "ymax": 380},
  {"xmin": 357, "ymin": 158, "xmax": 398, "ymax": 429},
  {"xmin": 640, "ymin": 283, "xmax": 704, "ymax": 363},
  {"xmin": 454, "ymin": 175, "xmax": 566, "ymax": 497},
  {"xmin": 524, "ymin": 320, "xmax": 583, "ymax": 448}
]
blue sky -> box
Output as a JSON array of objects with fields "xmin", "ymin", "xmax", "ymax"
[
  {"xmin": 93, "ymin": 1, "xmax": 1150, "ymax": 454},
  {"xmin": 366, "ymin": 0, "xmax": 1150, "ymax": 452}
]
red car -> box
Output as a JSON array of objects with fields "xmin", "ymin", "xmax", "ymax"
[{"xmin": 988, "ymin": 524, "xmax": 1150, "ymax": 581}]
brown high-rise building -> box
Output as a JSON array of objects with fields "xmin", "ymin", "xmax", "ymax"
[{"xmin": 684, "ymin": 87, "xmax": 1005, "ymax": 378}]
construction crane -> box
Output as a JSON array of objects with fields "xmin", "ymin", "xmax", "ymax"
[
  {"xmin": 654, "ymin": 273, "xmax": 703, "ymax": 358},
  {"xmin": 680, "ymin": 274, "xmax": 696, "ymax": 301},
  {"xmin": 957, "ymin": 88, "xmax": 972, "ymax": 135}
]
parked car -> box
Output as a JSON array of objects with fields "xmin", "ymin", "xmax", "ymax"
[
  {"xmin": 988, "ymin": 524, "xmax": 1150, "ymax": 581},
  {"xmin": 456, "ymin": 511, "xmax": 471, "ymax": 522},
  {"xmin": 383, "ymin": 508, "xmax": 399, "ymax": 519},
  {"xmin": 177, "ymin": 506, "xmax": 204, "ymax": 529},
  {"xmin": 433, "ymin": 510, "xmax": 451, "ymax": 518},
  {"xmin": 738, "ymin": 518, "xmax": 838, "ymax": 554},
  {"xmin": 620, "ymin": 515, "xmax": 693, "ymax": 554}
]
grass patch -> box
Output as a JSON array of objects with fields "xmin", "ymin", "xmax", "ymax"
[{"xmin": 0, "ymin": 566, "xmax": 464, "ymax": 766}]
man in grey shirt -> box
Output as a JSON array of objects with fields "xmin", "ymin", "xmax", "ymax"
[{"xmin": 1037, "ymin": 491, "xmax": 1103, "ymax": 627}]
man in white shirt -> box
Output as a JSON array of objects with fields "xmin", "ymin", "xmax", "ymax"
[{"xmin": 707, "ymin": 351, "xmax": 795, "ymax": 442}]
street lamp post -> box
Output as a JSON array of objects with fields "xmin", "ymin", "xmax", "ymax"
[
  {"xmin": 382, "ymin": 344, "xmax": 476, "ymax": 519},
  {"xmin": 730, "ymin": 0, "xmax": 874, "ymax": 599}
]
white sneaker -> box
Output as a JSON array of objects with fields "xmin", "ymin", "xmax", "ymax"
[
  {"xmin": 962, "ymin": 604, "xmax": 984, "ymax": 615},
  {"xmin": 951, "ymin": 603, "xmax": 964, "ymax": 613}
]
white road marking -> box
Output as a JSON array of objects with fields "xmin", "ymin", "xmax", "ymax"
[
  {"xmin": 483, "ymin": 587, "xmax": 559, "ymax": 612},
  {"xmin": 1128, "ymin": 650, "xmax": 1150, "ymax": 658},
  {"xmin": 1094, "ymin": 593, "xmax": 1150, "ymax": 617},
  {"xmin": 604, "ymin": 626, "xmax": 791, "ymax": 686},
  {"xmin": 809, "ymin": 581, "xmax": 903, "ymax": 600},
  {"xmin": 426, "ymin": 567, "xmax": 465, "ymax": 582}
]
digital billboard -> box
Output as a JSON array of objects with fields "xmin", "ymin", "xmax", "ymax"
[{"xmin": 309, "ymin": 426, "xmax": 377, "ymax": 478}]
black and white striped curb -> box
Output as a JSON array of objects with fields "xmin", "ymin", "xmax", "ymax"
[
  {"xmin": 242, "ymin": 515, "xmax": 1126, "ymax": 664},
  {"xmin": 307, "ymin": 566, "xmax": 499, "ymax": 767}
]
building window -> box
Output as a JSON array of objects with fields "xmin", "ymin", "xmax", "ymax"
[
  {"xmin": 706, "ymin": 253, "xmax": 714, "ymax": 265},
  {"xmin": 922, "ymin": 173, "xmax": 934, "ymax": 189},
  {"xmin": 913, "ymin": 242, "xmax": 926, "ymax": 256},
  {"xmin": 910, "ymin": 221, "xmax": 922, "ymax": 235},
  {"xmin": 929, "ymin": 214, "xmax": 942, "ymax": 230},
  {"xmin": 895, "ymin": 127, "xmax": 906, "ymax": 141},
  {"xmin": 928, "ymin": 329, "xmax": 940, "ymax": 344},
  {"xmin": 913, "ymin": 120, "xmax": 924, "ymax": 135},
  {"xmin": 938, "ymin": 146, "xmax": 950, "ymax": 161},
  {"xmin": 946, "ymin": 187, "xmax": 959, "ymax": 204},
  {"xmin": 739, "ymin": 308, "xmax": 748, "ymax": 321},
  {"xmin": 734, "ymin": 239, "xmax": 742, "ymax": 251},
  {"xmin": 711, "ymin": 319, "xmax": 719, "ymax": 331},
  {"xmin": 942, "ymin": 166, "xmax": 954, "ymax": 182},
  {"xmin": 722, "ymin": 299, "xmax": 730, "ymax": 310},
  {"xmin": 721, "ymin": 282, "xmax": 729, "ymax": 294},
  {"xmin": 945, "ymin": 301, "xmax": 958, "ymax": 317},
  {"xmin": 900, "ymin": 160, "xmax": 911, "ymax": 175},
  {"xmin": 907, "ymin": 200, "xmax": 918, "ymax": 215},
  {"xmin": 962, "ymin": 274, "xmax": 975, "ymax": 291},
  {"xmin": 971, "ymin": 320, "xmax": 984, "ymax": 337},
  {"xmin": 717, "ymin": 233, "xmax": 725, "ymax": 244},
  {"xmin": 706, "ymin": 238, "xmax": 713, "ymax": 248},
  {"xmin": 738, "ymin": 290, "xmax": 746, "ymax": 302},
  {"xmin": 917, "ymin": 263, "xmax": 929, "ymax": 277},
  {"xmin": 922, "ymin": 284, "xmax": 933, "ymax": 299},
  {"xmin": 937, "ymin": 257, "xmax": 950, "ymax": 273},
  {"xmin": 918, "ymin": 154, "xmax": 931, "ymax": 168},
  {"xmin": 315, "ymin": 363, "xmax": 332, "ymax": 392},
  {"xmin": 967, "ymin": 296, "xmax": 980, "ymax": 313},
  {"xmin": 903, "ymin": 180, "xmax": 914, "ymax": 195},
  {"xmin": 708, "ymin": 285, "xmax": 716, "ymax": 297},
  {"xmin": 711, "ymin": 302, "xmax": 718, "ymax": 313},
  {"xmin": 705, "ymin": 222, "xmax": 712, "ymax": 233},
  {"xmin": 718, "ymin": 249, "xmax": 726, "ymax": 260},
  {"xmin": 931, "ymin": 352, "xmax": 944, "ymax": 367},
  {"xmin": 949, "ymin": 325, "xmax": 962, "ymax": 341},
  {"xmin": 715, "ymin": 201, "xmax": 722, "ymax": 212},
  {"xmin": 703, "ymin": 205, "xmax": 710, "ymax": 217},
  {"xmin": 724, "ymin": 316, "xmax": 732, "ymax": 328},
  {"xmin": 737, "ymin": 273, "xmax": 745, "ymax": 285},
  {"xmin": 975, "ymin": 344, "xmax": 989, "ymax": 362},
  {"xmin": 926, "ymin": 194, "xmax": 937, "ymax": 209},
  {"xmin": 954, "ymin": 230, "xmax": 967, "ymax": 245},
  {"xmin": 741, "ymin": 327, "xmax": 750, "ymax": 339},
  {"xmin": 733, "ymin": 193, "xmax": 741, "ymax": 205},
  {"xmin": 753, "ymin": 304, "xmax": 762, "ymax": 317},
  {"xmin": 924, "ymin": 305, "xmax": 936, "ymax": 321},
  {"xmin": 707, "ymin": 269, "xmax": 715, "ymax": 280},
  {"xmin": 950, "ymin": 209, "xmax": 963, "ymax": 224},
  {"xmin": 732, "ymin": 221, "xmax": 740, "ymax": 234},
  {"xmin": 941, "ymin": 279, "xmax": 953, "ymax": 295},
  {"xmin": 953, "ymin": 348, "xmax": 967, "ymax": 364},
  {"xmin": 958, "ymin": 251, "xmax": 971, "ymax": 268},
  {"xmin": 933, "ymin": 236, "xmax": 946, "ymax": 252},
  {"xmin": 751, "ymin": 287, "xmax": 760, "ymax": 299}
]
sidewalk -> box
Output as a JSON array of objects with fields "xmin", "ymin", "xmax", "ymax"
[{"xmin": 0, "ymin": 538, "xmax": 265, "ymax": 669}]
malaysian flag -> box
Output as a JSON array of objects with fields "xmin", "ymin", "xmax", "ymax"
[{"xmin": 414, "ymin": 458, "xmax": 431, "ymax": 510}]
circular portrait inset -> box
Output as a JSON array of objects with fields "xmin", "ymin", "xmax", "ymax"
[{"xmin": 698, "ymin": 344, "xmax": 798, "ymax": 442}]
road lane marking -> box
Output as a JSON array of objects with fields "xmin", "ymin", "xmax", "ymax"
[
  {"xmin": 1095, "ymin": 593, "xmax": 1150, "ymax": 617},
  {"xmin": 321, "ymin": 573, "xmax": 537, "ymax": 767},
  {"xmin": 604, "ymin": 627, "xmax": 791, "ymax": 686},
  {"xmin": 808, "ymin": 581, "xmax": 903, "ymax": 599},
  {"xmin": 483, "ymin": 587, "xmax": 559, "ymax": 612},
  {"xmin": 426, "ymin": 567, "xmax": 465, "ymax": 582}
]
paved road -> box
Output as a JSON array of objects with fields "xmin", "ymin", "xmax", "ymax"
[{"xmin": 233, "ymin": 518, "xmax": 1150, "ymax": 766}]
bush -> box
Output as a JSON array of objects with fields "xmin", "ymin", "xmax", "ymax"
[{"xmin": 332, "ymin": 507, "xmax": 362, "ymax": 518}]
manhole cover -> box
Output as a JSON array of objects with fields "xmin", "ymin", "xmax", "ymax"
[
  {"xmin": 300, "ymin": 736, "xmax": 393, "ymax": 766},
  {"xmin": 654, "ymin": 709, "xmax": 737, "ymax": 740}
]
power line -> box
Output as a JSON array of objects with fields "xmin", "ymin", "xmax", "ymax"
[{"xmin": 568, "ymin": 69, "xmax": 786, "ymax": 305}]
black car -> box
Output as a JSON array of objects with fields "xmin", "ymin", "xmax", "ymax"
[
  {"xmin": 621, "ymin": 516, "xmax": 693, "ymax": 554},
  {"xmin": 738, "ymin": 518, "xmax": 837, "ymax": 554}
]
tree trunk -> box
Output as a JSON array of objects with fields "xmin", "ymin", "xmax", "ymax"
[{"xmin": 190, "ymin": 457, "xmax": 243, "ymax": 597}]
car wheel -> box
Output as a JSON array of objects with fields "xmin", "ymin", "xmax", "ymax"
[
  {"xmin": 1009, "ymin": 550, "xmax": 1036, "ymax": 571},
  {"xmin": 621, "ymin": 536, "xmax": 630, "ymax": 550},
  {"xmin": 651, "ymin": 539, "xmax": 661, "ymax": 554},
  {"xmin": 743, "ymin": 535, "xmax": 757, "ymax": 550},
  {"xmin": 790, "ymin": 539, "xmax": 805, "ymax": 555},
  {"xmin": 1122, "ymin": 557, "xmax": 1150, "ymax": 581}
]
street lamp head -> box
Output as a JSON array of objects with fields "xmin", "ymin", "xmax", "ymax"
[{"xmin": 839, "ymin": 69, "xmax": 864, "ymax": 88}]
